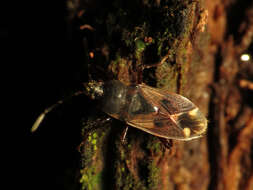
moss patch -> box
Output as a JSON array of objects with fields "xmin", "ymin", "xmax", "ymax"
[{"xmin": 80, "ymin": 119, "xmax": 110, "ymax": 190}]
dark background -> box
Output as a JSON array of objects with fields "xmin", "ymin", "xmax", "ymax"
[{"xmin": 26, "ymin": 1, "xmax": 88, "ymax": 189}]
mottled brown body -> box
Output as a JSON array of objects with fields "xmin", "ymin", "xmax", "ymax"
[{"xmin": 85, "ymin": 80, "xmax": 207, "ymax": 141}]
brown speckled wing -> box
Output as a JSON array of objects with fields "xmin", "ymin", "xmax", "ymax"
[
  {"xmin": 127, "ymin": 113, "xmax": 186, "ymax": 140},
  {"xmin": 138, "ymin": 84, "xmax": 196, "ymax": 114},
  {"xmin": 124, "ymin": 84, "xmax": 200, "ymax": 140}
]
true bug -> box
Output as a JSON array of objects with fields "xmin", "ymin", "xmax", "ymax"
[
  {"xmin": 83, "ymin": 80, "xmax": 207, "ymax": 141},
  {"xmin": 32, "ymin": 70, "xmax": 207, "ymax": 146}
]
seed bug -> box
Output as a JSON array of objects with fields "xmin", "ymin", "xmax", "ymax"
[
  {"xmin": 31, "ymin": 55, "xmax": 208, "ymax": 148},
  {"xmin": 83, "ymin": 80, "xmax": 207, "ymax": 141}
]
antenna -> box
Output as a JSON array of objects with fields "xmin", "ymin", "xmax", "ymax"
[{"xmin": 31, "ymin": 91, "xmax": 84, "ymax": 132}]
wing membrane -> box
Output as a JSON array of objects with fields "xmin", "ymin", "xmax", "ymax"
[
  {"xmin": 127, "ymin": 114, "xmax": 185, "ymax": 140},
  {"xmin": 124, "ymin": 84, "xmax": 198, "ymax": 140},
  {"xmin": 138, "ymin": 84, "xmax": 196, "ymax": 114}
]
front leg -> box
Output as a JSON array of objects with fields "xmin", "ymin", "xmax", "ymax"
[
  {"xmin": 121, "ymin": 126, "xmax": 129, "ymax": 144},
  {"xmin": 143, "ymin": 54, "xmax": 170, "ymax": 69},
  {"xmin": 134, "ymin": 54, "xmax": 170, "ymax": 84}
]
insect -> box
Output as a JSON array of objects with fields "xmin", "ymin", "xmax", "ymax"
[
  {"xmin": 84, "ymin": 80, "xmax": 207, "ymax": 141},
  {"xmin": 31, "ymin": 79, "xmax": 207, "ymax": 144},
  {"xmin": 31, "ymin": 44, "xmax": 207, "ymax": 148}
]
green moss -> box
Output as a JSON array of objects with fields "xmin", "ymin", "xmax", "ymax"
[
  {"xmin": 135, "ymin": 39, "xmax": 146, "ymax": 60},
  {"xmin": 80, "ymin": 168, "xmax": 103, "ymax": 190},
  {"xmin": 91, "ymin": 139, "xmax": 97, "ymax": 145},
  {"xmin": 92, "ymin": 133, "xmax": 98, "ymax": 138},
  {"xmin": 80, "ymin": 120, "xmax": 109, "ymax": 190},
  {"xmin": 146, "ymin": 137, "xmax": 163, "ymax": 155},
  {"xmin": 109, "ymin": 54, "xmax": 131, "ymax": 83},
  {"xmin": 147, "ymin": 161, "xmax": 160, "ymax": 189},
  {"xmin": 85, "ymin": 131, "xmax": 99, "ymax": 151}
]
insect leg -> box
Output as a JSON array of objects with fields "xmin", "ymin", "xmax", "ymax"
[
  {"xmin": 31, "ymin": 91, "xmax": 84, "ymax": 132},
  {"xmin": 159, "ymin": 138, "xmax": 173, "ymax": 149},
  {"xmin": 143, "ymin": 54, "xmax": 169, "ymax": 69},
  {"xmin": 121, "ymin": 126, "xmax": 129, "ymax": 144},
  {"xmin": 135, "ymin": 54, "xmax": 169, "ymax": 84}
]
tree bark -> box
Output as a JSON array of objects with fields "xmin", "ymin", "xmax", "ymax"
[
  {"xmin": 68, "ymin": 0, "xmax": 253, "ymax": 190},
  {"xmin": 206, "ymin": 0, "xmax": 253, "ymax": 190}
]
